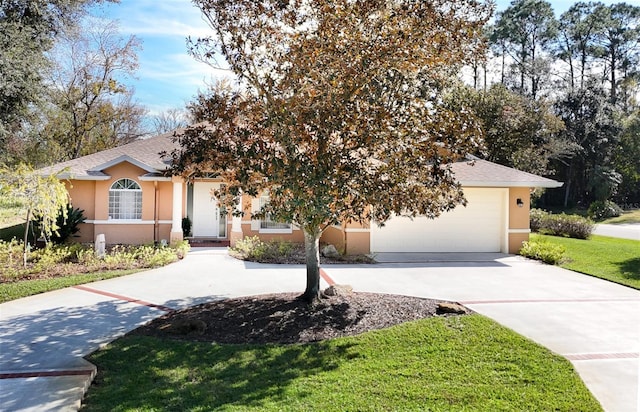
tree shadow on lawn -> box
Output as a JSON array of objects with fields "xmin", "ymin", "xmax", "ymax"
[
  {"xmin": 84, "ymin": 292, "xmax": 447, "ymax": 411},
  {"xmin": 87, "ymin": 334, "xmax": 358, "ymax": 411},
  {"xmin": 617, "ymin": 256, "xmax": 640, "ymax": 280}
]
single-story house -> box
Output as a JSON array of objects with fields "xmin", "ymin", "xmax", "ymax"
[{"xmin": 39, "ymin": 130, "xmax": 562, "ymax": 254}]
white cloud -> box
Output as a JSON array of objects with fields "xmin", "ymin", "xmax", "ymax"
[
  {"xmin": 88, "ymin": 0, "xmax": 235, "ymax": 112},
  {"xmin": 139, "ymin": 52, "xmax": 233, "ymax": 87},
  {"xmin": 92, "ymin": 0, "xmax": 213, "ymax": 39}
]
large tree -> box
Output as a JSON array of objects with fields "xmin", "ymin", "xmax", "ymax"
[
  {"xmin": 40, "ymin": 21, "xmax": 145, "ymax": 161},
  {"xmin": 613, "ymin": 110, "xmax": 640, "ymax": 205},
  {"xmin": 593, "ymin": 2, "xmax": 640, "ymax": 109},
  {"xmin": 555, "ymin": 2, "xmax": 606, "ymax": 91},
  {"xmin": 492, "ymin": 0, "xmax": 557, "ymax": 98},
  {"xmin": 455, "ymin": 84, "xmax": 571, "ymax": 176},
  {"xmin": 0, "ymin": 163, "xmax": 69, "ymax": 266},
  {"xmin": 172, "ymin": 0, "xmax": 491, "ymax": 302},
  {"xmin": 553, "ymin": 86, "xmax": 621, "ymax": 207},
  {"xmin": 151, "ymin": 108, "xmax": 190, "ymax": 135},
  {"xmin": 0, "ymin": 0, "xmax": 112, "ymax": 163}
]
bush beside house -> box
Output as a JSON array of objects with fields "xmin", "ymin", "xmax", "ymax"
[{"xmin": 529, "ymin": 209, "xmax": 593, "ymax": 239}]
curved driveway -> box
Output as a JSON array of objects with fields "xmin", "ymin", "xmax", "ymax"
[{"xmin": 1, "ymin": 249, "xmax": 638, "ymax": 411}]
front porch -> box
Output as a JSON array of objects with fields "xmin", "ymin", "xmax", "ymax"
[{"xmin": 186, "ymin": 237, "xmax": 231, "ymax": 248}]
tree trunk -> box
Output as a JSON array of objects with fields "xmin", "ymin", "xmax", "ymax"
[
  {"xmin": 500, "ymin": 50, "xmax": 505, "ymax": 85},
  {"xmin": 483, "ymin": 62, "xmax": 488, "ymax": 91},
  {"xmin": 580, "ymin": 48, "xmax": 587, "ymax": 89},
  {"xmin": 563, "ymin": 162, "xmax": 574, "ymax": 208},
  {"xmin": 568, "ymin": 53, "xmax": 575, "ymax": 91},
  {"xmin": 563, "ymin": 180, "xmax": 572, "ymax": 208},
  {"xmin": 300, "ymin": 227, "xmax": 322, "ymax": 303},
  {"xmin": 610, "ymin": 47, "xmax": 617, "ymax": 104}
]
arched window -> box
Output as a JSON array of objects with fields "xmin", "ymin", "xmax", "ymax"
[{"xmin": 109, "ymin": 178, "xmax": 142, "ymax": 220}]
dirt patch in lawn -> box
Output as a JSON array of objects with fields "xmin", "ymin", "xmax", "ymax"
[{"xmin": 130, "ymin": 292, "xmax": 471, "ymax": 344}]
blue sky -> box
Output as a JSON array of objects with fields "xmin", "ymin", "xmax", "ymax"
[{"xmin": 92, "ymin": 0, "xmax": 635, "ymax": 117}]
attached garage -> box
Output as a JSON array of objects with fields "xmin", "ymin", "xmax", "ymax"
[
  {"xmin": 359, "ymin": 158, "xmax": 564, "ymax": 255},
  {"xmin": 370, "ymin": 188, "xmax": 508, "ymax": 253}
]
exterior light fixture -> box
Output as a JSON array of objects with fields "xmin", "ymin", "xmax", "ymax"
[{"xmin": 516, "ymin": 198, "xmax": 524, "ymax": 208}]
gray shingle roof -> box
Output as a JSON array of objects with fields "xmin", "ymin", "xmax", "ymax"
[
  {"xmin": 38, "ymin": 131, "xmax": 180, "ymax": 180},
  {"xmin": 39, "ymin": 130, "xmax": 562, "ymax": 189},
  {"xmin": 451, "ymin": 157, "xmax": 563, "ymax": 188}
]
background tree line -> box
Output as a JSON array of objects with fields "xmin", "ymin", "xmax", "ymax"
[
  {"xmin": 467, "ymin": 0, "xmax": 639, "ymax": 208},
  {"xmin": 0, "ymin": 0, "xmax": 188, "ymax": 167},
  {"xmin": 2, "ymin": 0, "xmax": 638, "ymax": 210}
]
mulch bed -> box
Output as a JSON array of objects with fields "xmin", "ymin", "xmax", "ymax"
[{"xmin": 130, "ymin": 291, "xmax": 471, "ymax": 344}]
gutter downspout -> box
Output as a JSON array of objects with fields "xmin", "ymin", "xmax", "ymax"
[{"xmin": 154, "ymin": 181, "xmax": 159, "ymax": 244}]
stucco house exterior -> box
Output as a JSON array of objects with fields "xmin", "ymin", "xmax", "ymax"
[{"xmin": 39, "ymin": 130, "xmax": 562, "ymax": 254}]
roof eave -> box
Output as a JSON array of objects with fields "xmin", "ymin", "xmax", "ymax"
[
  {"xmin": 88, "ymin": 154, "xmax": 158, "ymax": 174},
  {"xmin": 459, "ymin": 181, "xmax": 564, "ymax": 188},
  {"xmin": 138, "ymin": 174, "xmax": 172, "ymax": 182},
  {"xmin": 55, "ymin": 173, "xmax": 112, "ymax": 181}
]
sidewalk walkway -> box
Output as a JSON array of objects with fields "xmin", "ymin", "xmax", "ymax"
[
  {"xmin": 1, "ymin": 250, "xmax": 638, "ymax": 411},
  {"xmin": 593, "ymin": 223, "xmax": 640, "ymax": 241}
]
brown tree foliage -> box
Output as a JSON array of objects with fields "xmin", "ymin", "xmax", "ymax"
[{"xmin": 171, "ymin": 0, "xmax": 492, "ymax": 301}]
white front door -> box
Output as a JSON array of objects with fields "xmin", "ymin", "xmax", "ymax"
[{"xmin": 192, "ymin": 182, "xmax": 227, "ymax": 238}]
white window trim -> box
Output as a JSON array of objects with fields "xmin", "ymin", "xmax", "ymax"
[
  {"xmin": 250, "ymin": 195, "xmax": 293, "ymax": 234},
  {"xmin": 508, "ymin": 228, "xmax": 531, "ymax": 234},
  {"xmin": 259, "ymin": 228, "xmax": 294, "ymax": 234},
  {"xmin": 86, "ymin": 220, "xmax": 172, "ymax": 225},
  {"xmin": 109, "ymin": 178, "xmax": 142, "ymax": 220}
]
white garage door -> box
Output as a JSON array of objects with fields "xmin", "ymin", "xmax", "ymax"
[{"xmin": 370, "ymin": 188, "xmax": 507, "ymax": 253}]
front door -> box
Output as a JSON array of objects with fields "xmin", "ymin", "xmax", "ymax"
[{"xmin": 192, "ymin": 182, "xmax": 227, "ymax": 238}]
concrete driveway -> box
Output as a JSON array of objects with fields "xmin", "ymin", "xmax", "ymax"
[{"xmin": 1, "ymin": 249, "xmax": 638, "ymax": 411}]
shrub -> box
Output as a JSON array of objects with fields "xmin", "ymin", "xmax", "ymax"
[
  {"xmin": 529, "ymin": 208, "xmax": 549, "ymax": 232},
  {"xmin": 519, "ymin": 240, "xmax": 566, "ymax": 265},
  {"xmin": 133, "ymin": 244, "xmax": 179, "ymax": 268},
  {"xmin": 530, "ymin": 210, "xmax": 593, "ymax": 239},
  {"xmin": 0, "ymin": 239, "xmax": 25, "ymax": 279},
  {"xmin": 103, "ymin": 245, "xmax": 137, "ymax": 269},
  {"xmin": 0, "ymin": 239, "xmax": 22, "ymax": 267},
  {"xmin": 275, "ymin": 239, "xmax": 295, "ymax": 257},
  {"xmin": 0, "ymin": 241, "xmax": 185, "ymax": 283},
  {"xmin": 181, "ymin": 217, "xmax": 192, "ymax": 237},
  {"xmin": 587, "ymin": 200, "xmax": 623, "ymax": 221},
  {"xmin": 75, "ymin": 247, "xmax": 102, "ymax": 271},
  {"xmin": 542, "ymin": 213, "xmax": 593, "ymax": 239},
  {"xmin": 32, "ymin": 205, "xmax": 86, "ymax": 245},
  {"xmin": 229, "ymin": 236, "xmax": 296, "ymax": 262},
  {"xmin": 173, "ymin": 240, "xmax": 190, "ymax": 259},
  {"xmin": 50, "ymin": 206, "xmax": 86, "ymax": 244},
  {"xmin": 230, "ymin": 236, "xmax": 268, "ymax": 260},
  {"xmin": 30, "ymin": 244, "xmax": 76, "ymax": 272}
]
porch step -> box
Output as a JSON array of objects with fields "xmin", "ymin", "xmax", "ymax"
[{"xmin": 186, "ymin": 238, "xmax": 230, "ymax": 248}]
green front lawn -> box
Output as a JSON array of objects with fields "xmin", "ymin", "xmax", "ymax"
[
  {"xmin": 530, "ymin": 233, "xmax": 640, "ymax": 289},
  {"xmin": 0, "ymin": 199, "xmax": 25, "ymax": 229},
  {"xmin": 601, "ymin": 209, "xmax": 640, "ymax": 224},
  {"xmin": 83, "ymin": 315, "xmax": 601, "ymax": 411},
  {"xmin": 0, "ymin": 269, "xmax": 139, "ymax": 303}
]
